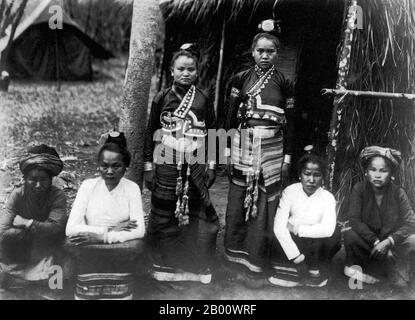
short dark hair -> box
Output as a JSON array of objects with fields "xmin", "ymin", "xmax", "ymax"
[
  {"xmin": 97, "ymin": 142, "xmax": 131, "ymax": 167},
  {"xmin": 251, "ymin": 33, "xmax": 280, "ymax": 52},
  {"xmin": 297, "ymin": 153, "xmax": 327, "ymax": 179},
  {"xmin": 170, "ymin": 50, "xmax": 199, "ymax": 69}
]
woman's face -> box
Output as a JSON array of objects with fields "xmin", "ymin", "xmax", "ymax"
[
  {"xmin": 252, "ymin": 37, "xmax": 278, "ymax": 70},
  {"xmin": 25, "ymin": 168, "xmax": 52, "ymax": 196},
  {"xmin": 300, "ymin": 162, "xmax": 323, "ymax": 196},
  {"xmin": 171, "ymin": 55, "xmax": 197, "ymax": 86},
  {"xmin": 99, "ymin": 150, "xmax": 126, "ymax": 188},
  {"xmin": 366, "ymin": 156, "xmax": 392, "ymax": 189}
]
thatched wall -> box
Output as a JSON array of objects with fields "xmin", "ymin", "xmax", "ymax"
[{"xmin": 336, "ymin": 0, "xmax": 415, "ymax": 215}]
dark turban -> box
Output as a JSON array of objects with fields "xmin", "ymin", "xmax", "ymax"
[
  {"xmin": 359, "ymin": 146, "xmax": 402, "ymax": 169},
  {"xmin": 19, "ymin": 144, "xmax": 63, "ymax": 177}
]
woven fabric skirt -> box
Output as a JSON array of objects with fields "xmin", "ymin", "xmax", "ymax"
[
  {"xmin": 148, "ymin": 163, "xmax": 219, "ymax": 274},
  {"xmin": 65, "ymin": 239, "xmax": 144, "ymax": 300},
  {"xmin": 224, "ymin": 126, "xmax": 284, "ymax": 273},
  {"xmin": 231, "ymin": 126, "xmax": 284, "ymax": 202}
]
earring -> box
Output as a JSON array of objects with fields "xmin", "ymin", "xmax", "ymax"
[
  {"xmin": 299, "ymin": 177, "xmax": 301, "ymax": 181},
  {"xmin": 391, "ymin": 176, "xmax": 395, "ymax": 181}
]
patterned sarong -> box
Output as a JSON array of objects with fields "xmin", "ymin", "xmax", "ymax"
[
  {"xmin": 75, "ymin": 273, "xmax": 134, "ymax": 300},
  {"xmin": 148, "ymin": 139, "xmax": 218, "ymax": 273},
  {"xmin": 231, "ymin": 125, "xmax": 284, "ymax": 203}
]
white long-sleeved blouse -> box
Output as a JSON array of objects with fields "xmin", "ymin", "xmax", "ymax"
[
  {"xmin": 66, "ymin": 177, "xmax": 145, "ymax": 244},
  {"xmin": 273, "ymin": 182, "xmax": 336, "ymax": 260}
]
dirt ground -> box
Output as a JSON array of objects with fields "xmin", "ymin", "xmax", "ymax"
[{"xmin": 0, "ymin": 58, "xmax": 414, "ymax": 300}]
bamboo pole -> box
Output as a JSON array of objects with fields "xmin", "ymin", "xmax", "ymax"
[
  {"xmin": 54, "ymin": 29, "xmax": 61, "ymax": 92},
  {"xmin": 214, "ymin": 20, "xmax": 226, "ymax": 115},
  {"xmin": 326, "ymin": 0, "xmax": 358, "ymax": 191},
  {"xmin": 322, "ymin": 88, "xmax": 415, "ymax": 100}
]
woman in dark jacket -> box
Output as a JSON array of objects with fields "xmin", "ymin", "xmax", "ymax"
[
  {"xmin": 0, "ymin": 145, "xmax": 67, "ymax": 288},
  {"xmin": 344, "ymin": 146, "xmax": 415, "ymax": 286},
  {"xmin": 143, "ymin": 44, "xmax": 218, "ymax": 284}
]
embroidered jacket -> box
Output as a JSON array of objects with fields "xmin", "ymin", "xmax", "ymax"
[
  {"xmin": 223, "ymin": 66, "xmax": 296, "ymax": 155},
  {"xmin": 144, "ymin": 86, "xmax": 216, "ymax": 163}
]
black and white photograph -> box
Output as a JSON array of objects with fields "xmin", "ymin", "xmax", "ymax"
[{"xmin": 0, "ymin": 0, "xmax": 415, "ymax": 304}]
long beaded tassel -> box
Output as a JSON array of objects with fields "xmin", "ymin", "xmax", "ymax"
[
  {"xmin": 251, "ymin": 169, "xmax": 260, "ymax": 219},
  {"xmin": 179, "ymin": 166, "xmax": 190, "ymax": 226},
  {"xmin": 244, "ymin": 170, "xmax": 253, "ymax": 221},
  {"xmin": 175, "ymin": 163, "xmax": 190, "ymax": 227},
  {"xmin": 174, "ymin": 162, "xmax": 183, "ymax": 221}
]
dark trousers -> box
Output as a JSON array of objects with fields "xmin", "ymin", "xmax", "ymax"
[
  {"xmin": 272, "ymin": 228, "xmax": 341, "ymax": 272},
  {"xmin": 0, "ymin": 234, "xmax": 63, "ymax": 265},
  {"xmin": 0, "ymin": 234, "xmax": 66, "ymax": 280},
  {"xmin": 344, "ymin": 229, "xmax": 415, "ymax": 279}
]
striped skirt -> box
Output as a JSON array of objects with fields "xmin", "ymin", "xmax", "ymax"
[
  {"xmin": 148, "ymin": 163, "xmax": 218, "ymax": 274},
  {"xmin": 231, "ymin": 125, "xmax": 283, "ymax": 203},
  {"xmin": 65, "ymin": 239, "xmax": 144, "ymax": 300},
  {"xmin": 224, "ymin": 126, "xmax": 284, "ymax": 273},
  {"xmin": 75, "ymin": 273, "xmax": 134, "ymax": 300}
]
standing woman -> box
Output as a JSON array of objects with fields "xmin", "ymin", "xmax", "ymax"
[
  {"xmin": 222, "ymin": 20, "xmax": 296, "ymax": 279},
  {"xmin": 143, "ymin": 44, "xmax": 218, "ymax": 283},
  {"xmin": 343, "ymin": 146, "xmax": 415, "ymax": 286}
]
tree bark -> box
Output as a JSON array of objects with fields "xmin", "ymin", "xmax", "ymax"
[{"xmin": 119, "ymin": 0, "xmax": 162, "ymax": 188}]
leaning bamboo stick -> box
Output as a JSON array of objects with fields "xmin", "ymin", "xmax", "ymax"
[
  {"xmin": 322, "ymin": 88, "xmax": 415, "ymax": 100},
  {"xmin": 214, "ymin": 20, "xmax": 226, "ymax": 115},
  {"xmin": 326, "ymin": 0, "xmax": 358, "ymax": 192}
]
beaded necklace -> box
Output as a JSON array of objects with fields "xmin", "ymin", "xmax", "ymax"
[
  {"xmin": 173, "ymin": 85, "xmax": 196, "ymax": 119},
  {"xmin": 247, "ymin": 65, "xmax": 275, "ymax": 98}
]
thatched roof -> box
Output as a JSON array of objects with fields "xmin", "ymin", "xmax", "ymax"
[{"xmin": 160, "ymin": 0, "xmax": 273, "ymax": 22}]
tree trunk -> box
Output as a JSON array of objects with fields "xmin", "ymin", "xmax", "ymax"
[{"xmin": 119, "ymin": 0, "xmax": 162, "ymax": 188}]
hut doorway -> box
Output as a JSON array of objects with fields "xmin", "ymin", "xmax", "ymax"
[{"xmin": 272, "ymin": 0, "xmax": 345, "ymax": 162}]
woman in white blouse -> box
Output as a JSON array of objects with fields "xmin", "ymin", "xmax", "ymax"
[
  {"xmin": 269, "ymin": 151, "xmax": 340, "ymax": 288},
  {"xmin": 65, "ymin": 132, "xmax": 145, "ymax": 300}
]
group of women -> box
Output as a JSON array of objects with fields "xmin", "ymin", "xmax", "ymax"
[{"xmin": 1, "ymin": 23, "xmax": 415, "ymax": 299}]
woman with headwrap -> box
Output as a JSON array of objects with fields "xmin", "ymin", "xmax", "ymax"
[
  {"xmin": 143, "ymin": 43, "xmax": 218, "ymax": 284},
  {"xmin": 221, "ymin": 20, "xmax": 296, "ymax": 281},
  {"xmin": 0, "ymin": 144, "xmax": 67, "ymax": 289},
  {"xmin": 343, "ymin": 146, "xmax": 415, "ymax": 286},
  {"xmin": 65, "ymin": 132, "xmax": 145, "ymax": 300}
]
